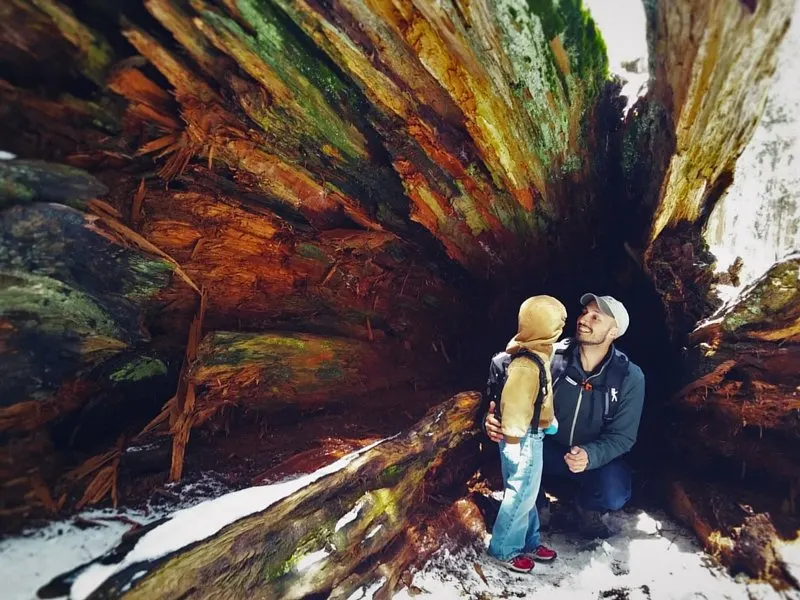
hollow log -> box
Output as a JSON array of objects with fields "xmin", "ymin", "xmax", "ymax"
[
  {"xmin": 0, "ymin": 0, "xmax": 798, "ymax": 591},
  {"xmin": 39, "ymin": 391, "xmax": 482, "ymax": 600}
]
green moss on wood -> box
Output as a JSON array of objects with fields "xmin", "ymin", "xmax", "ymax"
[
  {"xmin": 495, "ymin": 0, "xmax": 608, "ymax": 170},
  {"xmin": 0, "ymin": 179, "xmax": 35, "ymax": 208},
  {"xmin": 109, "ymin": 356, "xmax": 167, "ymax": 383},
  {"xmin": 30, "ymin": 0, "xmax": 115, "ymax": 86},
  {"xmin": 526, "ymin": 0, "xmax": 567, "ymax": 39},
  {"xmin": 0, "ymin": 160, "xmax": 107, "ymax": 209},
  {"xmin": 296, "ymin": 243, "xmax": 329, "ymax": 263},
  {"xmin": 201, "ymin": 332, "xmax": 309, "ymax": 366},
  {"xmin": 125, "ymin": 257, "xmax": 175, "ymax": 301},
  {"xmin": 560, "ymin": 0, "xmax": 608, "ymax": 90},
  {"xmin": 722, "ymin": 258, "xmax": 800, "ymax": 335},
  {"xmin": 316, "ymin": 362, "xmax": 344, "ymax": 380},
  {"xmin": 263, "ymin": 526, "xmax": 332, "ymax": 583},
  {"xmin": 199, "ymin": 2, "xmax": 366, "ymax": 163},
  {"xmin": 0, "ymin": 269, "xmax": 122, "ymax": 341}
]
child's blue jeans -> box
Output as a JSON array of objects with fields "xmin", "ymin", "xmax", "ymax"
[{"xmin": 488, "ymin": 427, "xmax": 545, "ymax": 560}]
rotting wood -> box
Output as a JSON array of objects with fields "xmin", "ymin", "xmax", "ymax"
[
  {"xmin": 664, "ymin": 255, "xmax": 800, "ymax": 581},
  {"xmin": 0, "ymin": 1, "xmax": 798, "ymax": 591}
]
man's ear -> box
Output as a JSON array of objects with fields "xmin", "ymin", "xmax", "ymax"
[{"xmin": 607, "ymin": 325, "xmax": 619, "ymax": 341}]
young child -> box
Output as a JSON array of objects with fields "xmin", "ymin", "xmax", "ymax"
[{"xmin": 487, "ymin": 295, "xmax": 567, "ymax": 573}]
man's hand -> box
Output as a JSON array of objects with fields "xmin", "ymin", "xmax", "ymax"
[
  {"xmin": 564, "ymin": 446, "xmax": 589, "ymax": 473},
  {"xmin": 484, "ymin": 401, "xmax": 504, "ymax": 443}
]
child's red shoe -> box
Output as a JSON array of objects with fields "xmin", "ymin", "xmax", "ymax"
[
  {"xmin": 492, "ymin": 554, "xmax": 535, "ymax": 573},
  {"xmin": 525, "ymin": 544, "xmax": 558, "ymax": 562}
]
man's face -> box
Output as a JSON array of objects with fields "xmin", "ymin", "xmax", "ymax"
[{"xmin": 575, "ymin": 301, "xmax": 617, "ymax": 345}]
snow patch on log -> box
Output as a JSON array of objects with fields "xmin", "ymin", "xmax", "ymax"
[
  {"xmin": 295, "ymin": 549, "xmax": 331, "ymax": 572},
  {"xmin": 695, "ymin": 251, "xmax": 800, "ymax": 333},
  {"xmin": 69, "ymin": 438, "xmax": 389, "ymax": 599},
  {"xmin": 335, "ymin": 499, "xmax": 364, "ymax": 533}
]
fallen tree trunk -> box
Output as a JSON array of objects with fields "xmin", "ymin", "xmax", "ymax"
[
  {"xmin": 188, "ymin": 330, "xmax": 437, "ymax": 420},
  {"xmin": 1, "ymin": 3, "xmax": 797, "ymax": 593},
  {"xmin": 40, "ymin": 391, "xmax": 482, "ymax": 600},
  {"xmin": 665, "ymin": 255, "xmax": 800, "ymax": 581}
]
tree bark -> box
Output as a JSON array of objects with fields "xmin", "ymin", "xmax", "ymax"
[
  {"xmin": 669, "ymin": 255, "xmax": 800, "ymax": 475},
  {"xmin": 667, "ymin": 479, "xmax": 798, "ymax": 588}
]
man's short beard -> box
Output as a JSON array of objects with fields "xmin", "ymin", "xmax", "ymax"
[{"xmin": 576, "ymin": 331, "xmax": 605, "ymax": 345}]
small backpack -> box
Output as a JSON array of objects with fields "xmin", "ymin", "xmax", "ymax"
[
  {"xmin": 550, "ymin": 338, "xmax": 630, "ymax": 421},
  {"xmin": 485, "ymin": 350, "xmax": 549, "ymax": 428}
]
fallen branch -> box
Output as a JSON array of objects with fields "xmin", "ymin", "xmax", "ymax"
[{"xmin": 45, "ymin": 391, "xmax": 482, "ymax": 600}]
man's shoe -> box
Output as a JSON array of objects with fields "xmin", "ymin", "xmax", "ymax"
[
  {"xmin": 524, "ymin": 544, "xmax": 558, "ymax": 562},
  {"xmin": 491, "ymin": 554, "xmax": 535, "ymax": 573},
  {"xmin": 576, "ymin": 506, "xmax": 612, "ymax": 539}
]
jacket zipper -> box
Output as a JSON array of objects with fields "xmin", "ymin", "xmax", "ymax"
[
  {"xmin": 568, "ymin": 357, "xmax": 611, "ymax": 446},
  {"xmin": 568, "ymin": 389, "xmax": 583, "ymax": 446}
]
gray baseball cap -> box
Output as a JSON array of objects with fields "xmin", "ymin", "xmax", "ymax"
[{"xmin": 580, "ymin": 293, "xmax": 630, "ymax": 337}]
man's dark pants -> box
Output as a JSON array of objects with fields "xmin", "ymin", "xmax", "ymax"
[{"xmin": 540, "ymin": 438, "xmax": 631, "ymax": 511}]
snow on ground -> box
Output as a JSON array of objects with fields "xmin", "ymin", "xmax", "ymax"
[
  {"xmin": 0, "ymin": 473, "xmax": 231, "ymax": 600},
  {"xmin": 395, "ymin": 509, "xmax": 798, "ymax": 600}
]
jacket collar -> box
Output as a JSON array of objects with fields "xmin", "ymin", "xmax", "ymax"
[{"xmin": 570, "ymin": 341, "xmax": 615, "ymax": 378}]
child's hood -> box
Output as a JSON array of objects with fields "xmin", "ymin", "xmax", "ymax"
[{"xmin": 506, "ymin": 295, "xmax": 567, "ymax": 355}]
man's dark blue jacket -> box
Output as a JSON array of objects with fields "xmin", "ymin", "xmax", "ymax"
[{"xmin": 549, "ymin": 341, "xmax": 646, "ymax": 469}]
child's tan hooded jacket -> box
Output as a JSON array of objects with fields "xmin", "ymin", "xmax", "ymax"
[{"xmin": 501, "ymin": 295, "xmax": 567, "ymax": 443}]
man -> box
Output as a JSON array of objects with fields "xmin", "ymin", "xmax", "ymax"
[{"xmin": 484, "ymin": 293, "xmax": 646, "ymax": 538}]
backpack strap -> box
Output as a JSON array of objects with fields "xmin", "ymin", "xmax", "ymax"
[
  {"xmin": 523, "ymin": 351, "xmax": 548, "ymax": 429},
  {"xmin": 551, "ymin": 338, "xmax": 576, "ymax": 391},
  {"xmin": 486, "ymin": 351, "xmax": 511, "ymax": 405},
  {"xmin": 601, "ymin": 348, "xmax": 630, "ymax": 421}
]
